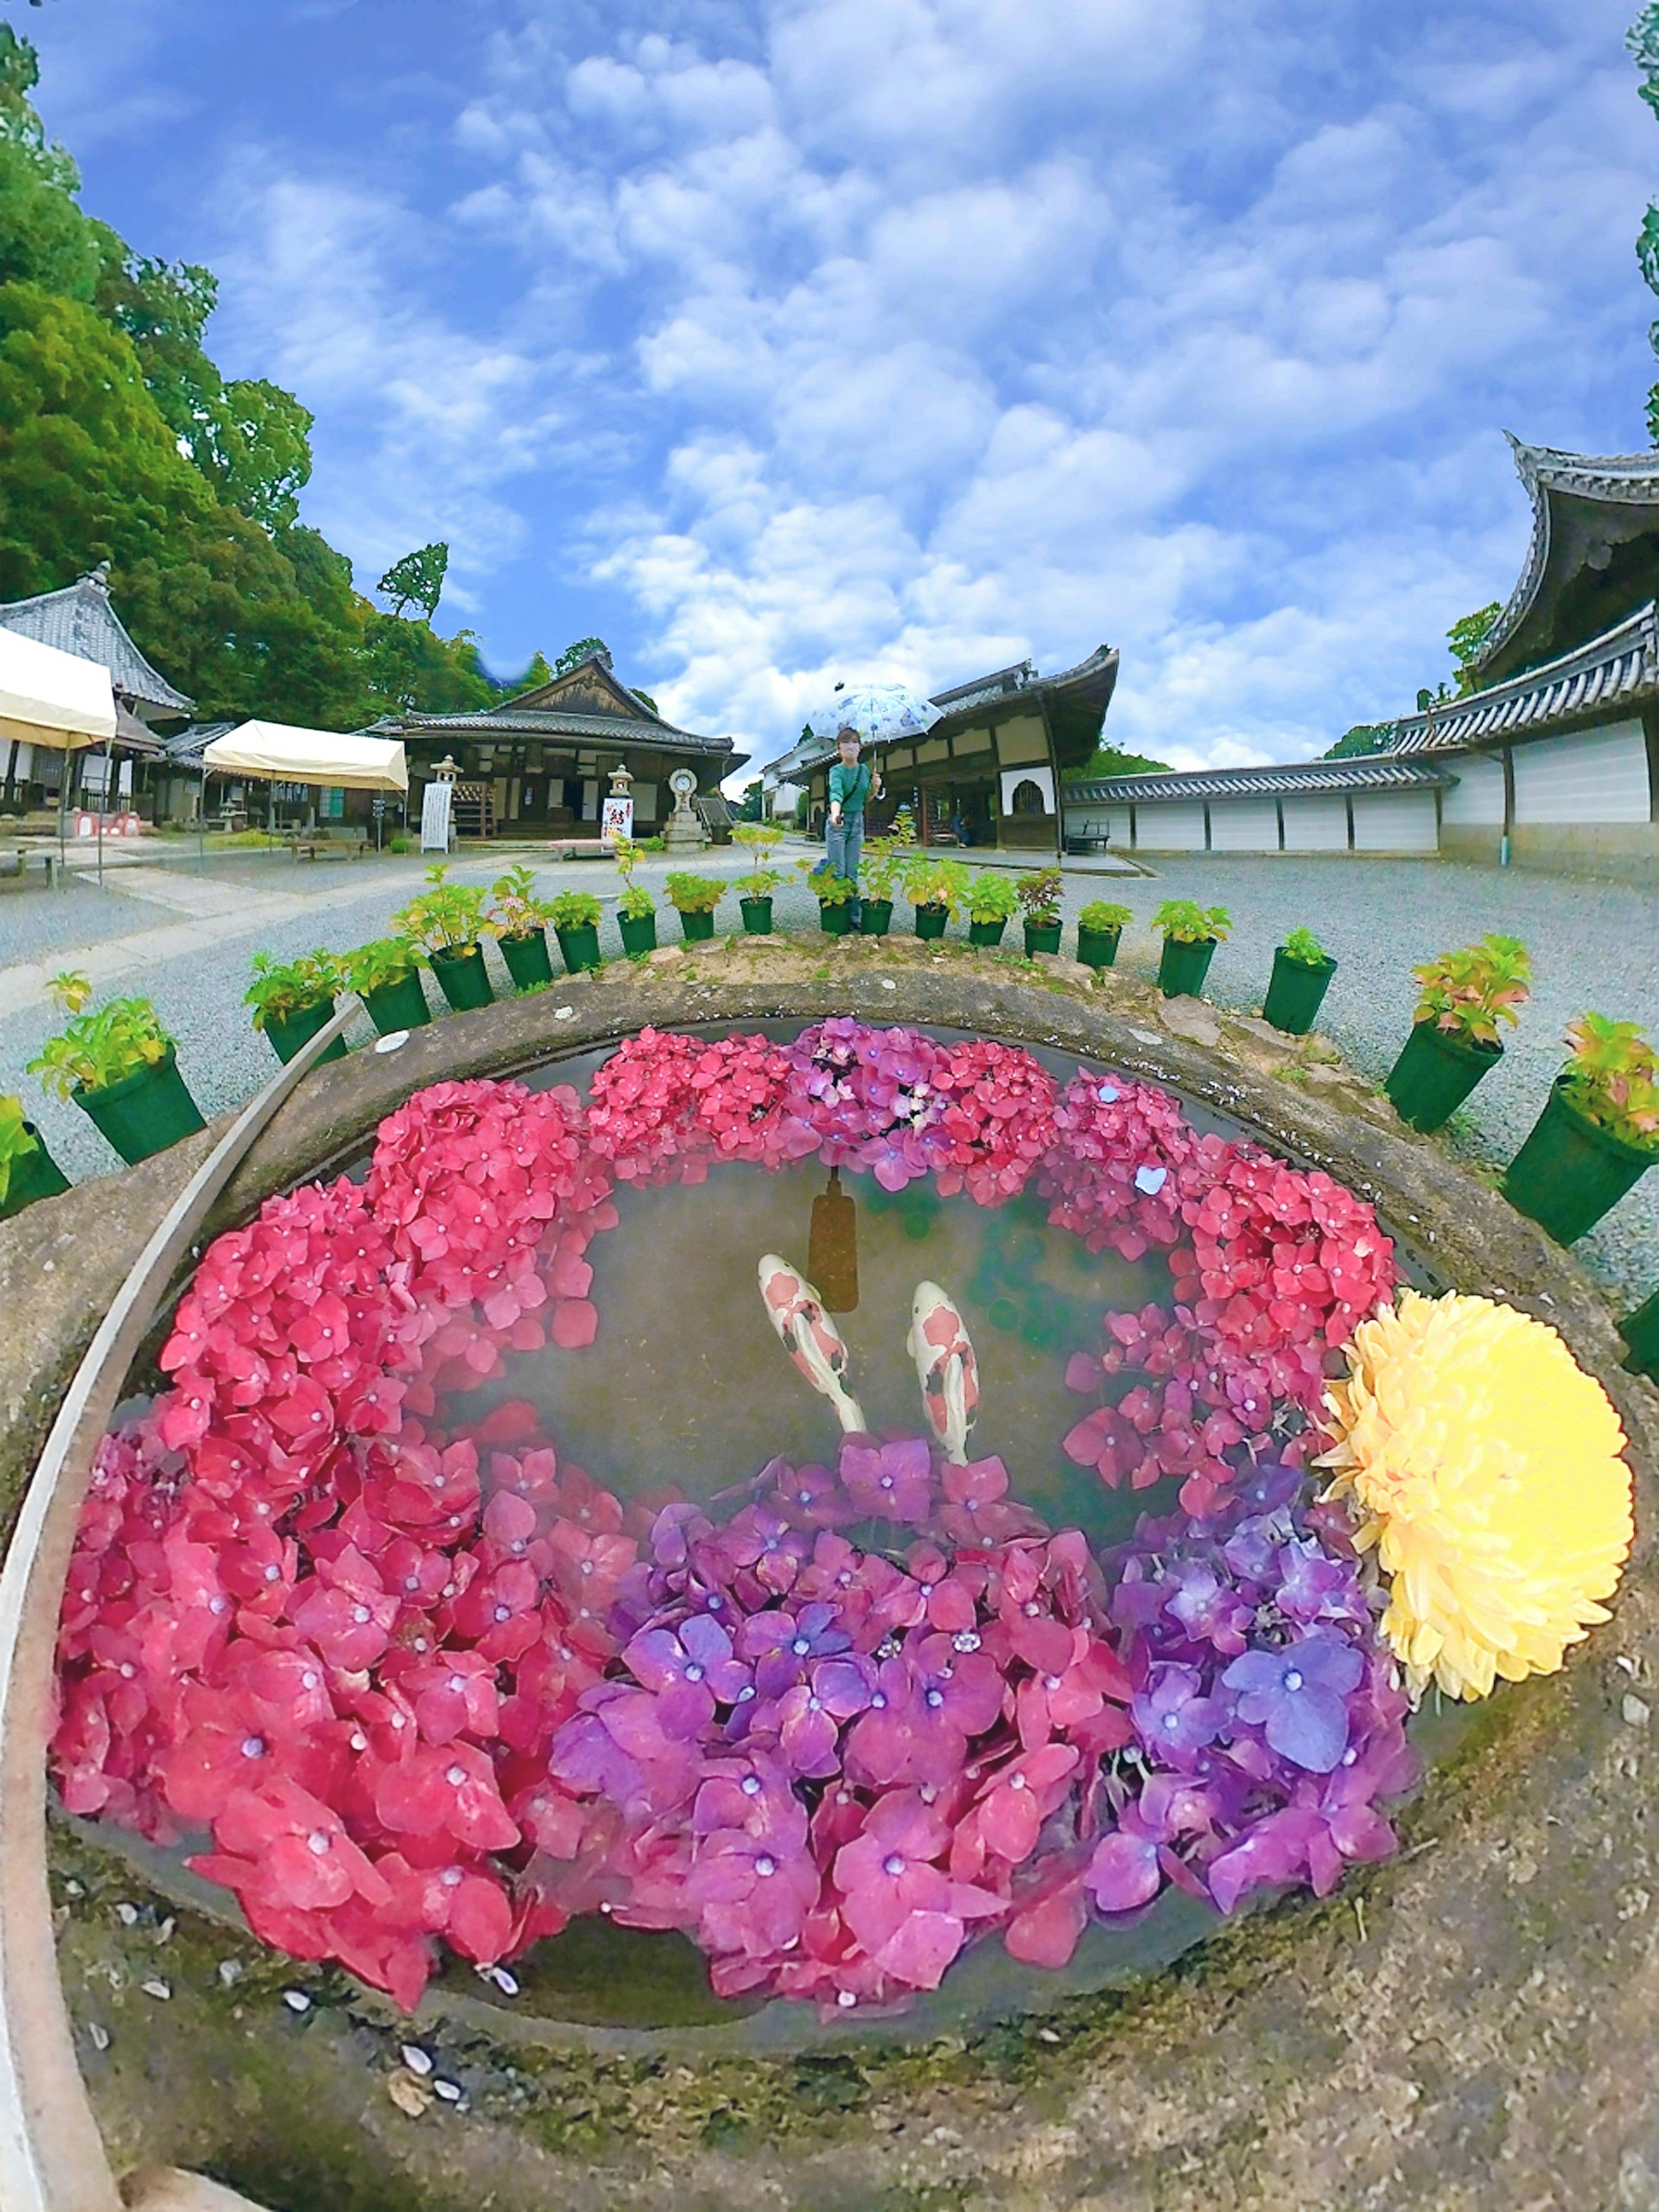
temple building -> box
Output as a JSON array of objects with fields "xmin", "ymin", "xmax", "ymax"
[
  {"xmin": 764, "ymin": 645, "xmax": 1120, "ymax": 850},
  {"xmin": 0, "ymin": 566, "xmax": 194, "ymax": 816},
  {"xmin": 1063, "ymin": 439, "xmax": 1659, "ymax": 885},
  {"xmin": 375, "ymin": 648, "xmax": 744, "ymax": 838}
]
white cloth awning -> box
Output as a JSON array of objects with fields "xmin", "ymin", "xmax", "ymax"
[
  {"xmin": 203, "ymin": 722, "xmax": 408, "ymax": 793},
  {"xmin": 0, "ymin": 625, "xmax": 118, "ymax": 750}
]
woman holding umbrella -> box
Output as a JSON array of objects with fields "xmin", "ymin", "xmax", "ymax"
[{"xmin": 826, "ymin": 726, "xmax": 881, "ymax": 920}]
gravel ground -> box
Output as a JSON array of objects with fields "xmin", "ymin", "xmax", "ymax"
[{"xmin": 2, "ymin": 844, "xmax": 1655, "ymax": 1310}]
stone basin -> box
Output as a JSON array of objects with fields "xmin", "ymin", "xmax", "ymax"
[{"xmin": 3, "ymin": 932, "xmax": 1655, "ymax": 2212}]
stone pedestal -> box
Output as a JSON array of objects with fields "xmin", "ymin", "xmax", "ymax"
[{"xmin": 663, "ymin": 770, "xmax": 709, "ymax": 850}]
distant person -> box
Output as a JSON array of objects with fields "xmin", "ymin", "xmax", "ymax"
[{"xmin": 826, "ymin": 727, "xmax": 881, "ymax": 921}]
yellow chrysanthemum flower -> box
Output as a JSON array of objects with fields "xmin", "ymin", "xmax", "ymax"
[{"xmin": 1319, "ymin": 1290, "xmax": 1634, "ymax": 1702}]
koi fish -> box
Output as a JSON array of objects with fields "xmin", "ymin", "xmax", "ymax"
[
  {"xmin": 908, "ymin": 1281, "xmax": 978, "ymax": 1463},
  {"xmin": 757, "ymin": 1253, "xmax": 865, "ymax": 1433}
]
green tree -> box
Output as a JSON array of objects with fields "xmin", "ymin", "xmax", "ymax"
[
  {"xmin": 555, "ymin": 636, "xmax": 609, "ymax": 675},
  {"xmin": 1322, "ymin": 723, "xmax": 1397, "ymax": 760},
  {"xmin": 1059, "ymin": 744, "xmax": 1173, "ymax": 781},
  {"xmin": 1447, "ymin": 601, "xmax": 1501, "ymax": 693},
  {"xmin": 736, "ymin": 779, "xmax": 765, "ymax": 820},
  {"xmin": 378, "ymin": 541, "xmax": 449, "ymax": 620},
  {"xmin": 362, "ymin": 612, "xmax": 495, "ymax": 716}
]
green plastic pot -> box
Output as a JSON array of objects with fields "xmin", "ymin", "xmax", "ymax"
[
  {"xmin": 819, "ymin": 902, "xmax": 853, "ymax": 936},
  {"xmin": 740, "ymin": 898, "xmax": 773, "ymax": 935},
  {"xmin": 362, "ymin": 971, "xmax": 429, "ymax": 1035},
  {"xmin": 914, "ymin": 903, "xmax": 949, "ymax": 941},
  {"xmin": 1501, "ymin": 1076, "xmax": 1659, "ymax": 1244},
  {"xmin": 499, "ymin": 927, "xmax": 554, "ymax": 991},
  {"xmin": 1262, "ymin": 949, "xmax": 1337, "ymax": 1036},
  {"xmin": 430, "ymin": 942, "xmax": 495, "ymax": 1011},
  {"xmin": 73, "ymin": 1043, "xmax": 205, "ymax": 1166},
  {"xmin": 0, "ymin": 1125, "xmax": 70, "ymax": 1218},
  {"xmin": 680, "ymin": 909, "xmax": 717, "ymax": 943},
  {"xmin": 261, "ymin": 997, "xmax": 347, "ymax": 1067},
  {"xmin": 1023, "ymin": 921, "xmax": 1062, "ymax": 957},
  {"xmin": 618, "ymin": 910, "xmax": 658, "ymax": 957},
  {"xmin": 1622, "ymin": 1288, "xmax": 1659, "ymax": 1381},
  {"xmin": 555, "ymin": 922, "xmax": 603, "ymax": 976},
  {"xmin": 1384, "ymin": 1020, "xmax": 1501, "ymax": 1134},
  {"xmin": 860, "ymin": 899, "xmax": 893, "ymax": 938},
  {"xmin": 969, "ymin": 917, "xmax": 1007, "ymax": 947},
  {"xmin": 1158, "ymin": 934, "xmax": 1217, "ymax": 998},
  {"xmin": 1075, "ymin": 923, "xmax": 1122, "ymax": 971}
]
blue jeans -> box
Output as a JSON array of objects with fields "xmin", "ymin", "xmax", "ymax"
[{"xmin": 826, "ymin": 813, "xmax": 864, "ymax": 903}]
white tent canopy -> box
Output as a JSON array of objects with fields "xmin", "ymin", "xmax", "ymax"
[
  {"xmin": 203, "ymin": 721, "xmax": 408, "ymax": 793},
  {"xmin": 0, "ymin": 624, "xmax": 117, "ymax": 749}
]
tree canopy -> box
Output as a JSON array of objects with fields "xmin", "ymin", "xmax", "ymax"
[
  {"xmin": 1059, "ymin": 743, "xmax": 1173, "ymax": 782},
  {"xmin": 0, "ymin": 26, "xmax": 540, "ymax": 725}
]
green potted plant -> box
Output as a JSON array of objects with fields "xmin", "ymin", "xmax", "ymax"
[
  {"xmin": 244, "ymin": 950, "xmax": 348, "ymax": 1066},
  {"xmin": 666, "ymin": 872, "xmax": 726, "ymax": 943},
  {"xmin": 1624, "ymin": 1287, "xmax": 1659, "ymax": 1382},
  {"xmin": 1016, "ymin": 867, "xmax": 1064, "ymax": 956},
  {"xmin": 1384, "ymin": 933, "xmax": 1531, "ymax": 1134},
  {"xmin": 859, "ymin": 833, "xmax": 911, "ymax": 938},
  {"xmin": 611, "ymin": 835, "xmax": 658, "ymax": 955},
  {"xmin": 1262, "ymin": 926, "xmax": 1338, "ymax": 1036},
  {"xmin": 548, "ymin": 889, "xmax": 604, "ymax": 975},
  {"xmin": 805, "ymin": 860, "xmax": 858, "ymax": 935},
  {"xmin": 0, "ymin": 1092, "xmax": 70, "ymax": 1219},
  {"xmin": 905, "ymin": 855, "xmax": 969, "ymax": 940},
  {"xmin": 29, "ymin": 972, "xmax": 205, "ymax": 1166},
  {"xmin": 343, "ymin": 937, "xmax": 430, "ymax": 1035},
  {"xmin": 1152, "ymin": 900, "xmax": 1232, "ymax": 998},
  {"xmin": 1501, "ymin": 1013, "xmax": 1659, "ymax": 1244},
  {"xmin": 732, "ymin": 823, "xmax": 785, "ymax": 933},
  {"xmin": 488, "ymin": 865, "xmax": 556, "ymax": 990},
  {"xmin": 966, "ymin": 869, "xmax": 1018, "ymax": 947},
  {"xmin": 394, "ymin": 864, "xmax": 494, "ymax": 1011},
  {"xmin": 1076, "ymin": 899, "xmax": 1132, "ymax": 970}
]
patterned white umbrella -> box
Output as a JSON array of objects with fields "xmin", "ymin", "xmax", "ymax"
[{"xmin": 807, "ymin": 682, "xmax": 941, "ymax": 748}]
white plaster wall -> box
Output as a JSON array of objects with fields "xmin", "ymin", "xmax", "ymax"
[
  {"xmin": 1351, "ymin": 790, "xmax": 1438, "ymax": 852},
  {"xmin": 1206, "ymin": 798, "xmax": 1280, "ymax": 851},
  {"xmin": 1001, "ymin": 764, "xmax": 1055, "ymax": 814},
  {"xmin": 1133, "ymin": 801, "xmax": 1206, "ymax": 849},
  {"xmin": 1278, "ymin": 795, "xmax": 1348, "ymax": 850},
  {"xmin": 1440, "ymin": 753, "xmax": 1506, "ymax": 826},
  {"xmin": 1512, "ymin": 721, "xmax": 1651, "ymax": 824}
]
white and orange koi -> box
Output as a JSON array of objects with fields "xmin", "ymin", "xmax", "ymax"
[
  {"xmin": 908, "ymin": 1281, "xmax": 978, "ymax": 1463},
  {"xmin": 757, "ymin": 1253, "xmax": 865, "ymax": 1433}
]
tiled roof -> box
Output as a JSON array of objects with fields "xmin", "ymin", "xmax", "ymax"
[
  {"xmin": 160, "ymin": 722, "xmax": 238, "ymax": 768},
  {"xmin": 1062, "ymin": 756, "xmax": 1452, "ymax": 805},
  {"xmin": 1474, "ymin": 437, "xmax": 1659, "ymax": 676},
  {"xmin": 386, "ymin": 706, "xmax": 734, "ymax": 756},
  {"xmin": 1392, "ymin": 602, "xmax": 1659, "ymax": 754},
  {"xmin": 0, "ymin": 568, "xmax": 195, "ymax": 715}
]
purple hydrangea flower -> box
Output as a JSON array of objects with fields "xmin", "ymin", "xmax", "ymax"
[
  {"xmin": 1222, "ymin": 1630, "xmax": 1363, "ymax": 1772},
  {"xmin": 1131, "ymin": 1662, "xmax": 1224, "ymax": 1771}
]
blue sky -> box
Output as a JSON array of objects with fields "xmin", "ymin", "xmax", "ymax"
[{"xmin": 23, "ymin": 0, "xmax": 1659, "ymax": 775}]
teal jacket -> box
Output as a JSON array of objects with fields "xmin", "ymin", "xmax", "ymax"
[{"xmin": 829, "ymin": 761, "xmax": 872, "ymax": 817}]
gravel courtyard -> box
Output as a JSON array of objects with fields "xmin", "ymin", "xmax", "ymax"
[{"xmin": 1, "ymin": 842, "xmax": 1654, "ymax": 1308}]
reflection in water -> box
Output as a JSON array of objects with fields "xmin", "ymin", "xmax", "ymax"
[{"xmin": 807, "ymin": 1166, "xmax": 859, "ymax": 1313}]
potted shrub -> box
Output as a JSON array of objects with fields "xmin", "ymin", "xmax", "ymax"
[
  {"xmin": 394, "ymin": 864, "xmax": 494, "ymax": 1011},
  {"xmin": 1501, "ymin": 1013, "xmax": 1659, "ymax": 1243},
  {"xmin": 732, "ymin": 824, "xmax": 785, "ymax": 934},
  {"xmin": 611, "ymin": 835, "xmax": 658, "ymax": 955},
  {"xmin": 1076, "ymin": 899, "xmax": 1132, "ymax": 970},
  {"xmin": 0, "ymin": 1092, "xmax": 69, "ymax": 1219},
  {"xmin": 1624, "ymin": 1287, "xmax": 1659, "ymax": 1382},
  {"xmin": 1262, "ymin": 926, "xmax": 1338, "ymax": 1036},
  {"xmin": 805, "ymin": 860, "xmax": 858, "ymax": 935},
  {"xmin": 1017, "ymin": 867, "xmax": 1064, "ymax": 956},
  {"xmin": 1153, "ymin": 900, "xmax": 1231, "ymax": 998},
  {"xmin": 29, "ymin": 972, "xmax": 206, "ymax": 1166},
  {"xmin": 1384, "ymin": 933, "xmax": 1531, "ymax": 1134},
  {"xmin": 343, "ymin": 937, "xmax": 430, "ymax": 1035},
  {"xmin": 244, "ymin": 949, "xmax": 348, "ymax": 1065},
  {"xmin": 906, "ymin": 855, "xmax": 969, "ymax": 940},
  {"xmin": 488, "ymin": 865, "xmax": 556, "ymax": 989},
  {"xmin": 966, "ymin": 869, "xmax": 1018, "ymax": 947},
  {"xmin": 858, "ymin": 833, "xmax": 911, "ymax": 938},
  {"xmin": 548, "ymin": 889, "xmax": 604, "ymax": 975},
  {"xmin": 666, "ymin": 872, "xmax": 726, "ymax": 942}
]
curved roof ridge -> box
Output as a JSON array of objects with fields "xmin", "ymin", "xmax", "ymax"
[{"xmin": 0, "ymin": 568, "xmax": 194, "ymax": 715}]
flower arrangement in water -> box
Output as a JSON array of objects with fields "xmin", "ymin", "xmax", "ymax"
[{"xmin": 49, "ymin": 1023, "xmax": 1634, "ymax": 2020}]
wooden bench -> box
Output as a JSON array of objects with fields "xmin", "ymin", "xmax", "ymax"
[{"xmin": 287, "ymin": 833, "xmax": 371, "ymax": 862}]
